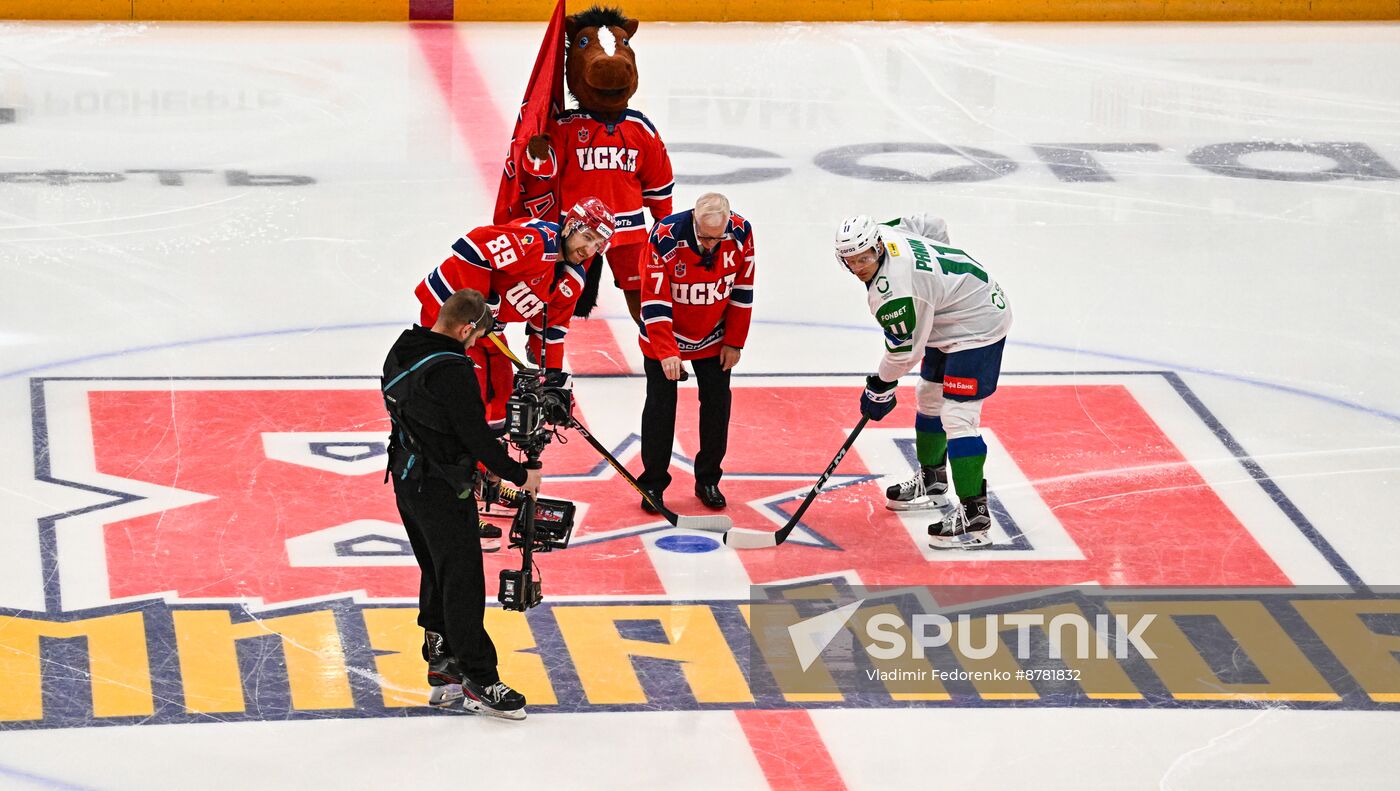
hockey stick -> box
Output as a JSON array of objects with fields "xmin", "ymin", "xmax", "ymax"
[
  {"xmin": 487, "ymin": 332, "xmax": 528, "ymax": 367},
  {"xmin": 567, "ymin": 419, "xmax": 731, "ymax": 533},
  {"xmin": 723, "ymin": 416, "xmax": 870, "ymax": 549},
  {"xmin": 486, "ymin": 333, "xmax": 732, "ymax": 533}
]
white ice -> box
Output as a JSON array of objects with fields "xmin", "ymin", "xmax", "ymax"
[{"xmin": 1, "ymin": 19, "xmax": 1399, "ymax": 790}]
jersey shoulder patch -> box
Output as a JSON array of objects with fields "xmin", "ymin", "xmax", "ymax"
[
  {"xmin": 727, "ymin": 213, "xmax": 752, "ymax": 246},
  {"xmin": 649, "ymin": 211, "xmax": 689, "ymax": 256},
  {"xmin": 622, "ymin": 109, "xmax": 659, "ymax": 137},
  {"xmin": 522, "ymin": 219, "xmax": 560, "ymax": 258}
]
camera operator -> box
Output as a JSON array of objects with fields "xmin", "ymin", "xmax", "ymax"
[{"xmin": 382, "ymin": 287, "xmax": 540, "ymax": 720}]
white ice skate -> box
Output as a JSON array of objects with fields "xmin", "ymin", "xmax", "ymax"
[
  {"xmin": 928, "ymin": 482, "xmax": 992, "ymax": 550},
  {"xmin": 886, "ymin": 465, "xmax": 951, "ymax": 511}
]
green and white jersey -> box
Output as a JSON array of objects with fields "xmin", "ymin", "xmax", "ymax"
[{"xmin": 867, "ymin": 214, "xmax": 1012, "ymax": 382}]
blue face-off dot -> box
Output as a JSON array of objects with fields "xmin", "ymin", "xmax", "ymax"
[{"xmin": 654, "ymin": 534, "xmax": 720, "ymax": 553}]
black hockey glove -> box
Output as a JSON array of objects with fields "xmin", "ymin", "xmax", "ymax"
[{"xmin": 860, "ymin": 375, "xmax": 898, "ymax": 421}]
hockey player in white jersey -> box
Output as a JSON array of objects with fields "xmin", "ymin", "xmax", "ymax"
[{"xmin": 836, "ymin": 214, "xmax": 1012, "ymax": 549}]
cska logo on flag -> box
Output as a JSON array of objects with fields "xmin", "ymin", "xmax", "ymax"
[{"xmin": 27, "ymin": 371, "xmax": 1343, "ymax": 613}]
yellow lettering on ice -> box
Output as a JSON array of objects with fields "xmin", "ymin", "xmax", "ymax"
[
  {"xmin": 173, "ymin": 609, "xmax": 353, "ymax": 714},
  {"xmin": 0, "ymin": 611, "xmax": 153, "ymax": 721},
  {"xmin": 555, "ymin": 604, "xmax": 752, "ymax": 705},
  {"xmin": 1294, "ymin": 599, "xmax": 1400, "ymax": 703},
  {"xmin": 1109, "ymin": 600, "xmax": 1337, "ymax": 702}
]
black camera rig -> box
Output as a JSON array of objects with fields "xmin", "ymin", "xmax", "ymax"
[
  {"xmin": 497, "ymin": 367, "xmax": 577, "ymax": 612},
  {"xmin": 497, "ymin": 493, "xmax": 576, "ymax": 611},
  {"xmin": 491, "ymin": 362, "xmax": 734, "ymax": 609},
  {"xmin": 504, "ymin": 367, "xmax": 574, "ymax": 456}
]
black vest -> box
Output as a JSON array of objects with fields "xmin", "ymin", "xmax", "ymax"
[{"xmin": 382, "ymin": 350, "xmax": 477, "ymax": 493}]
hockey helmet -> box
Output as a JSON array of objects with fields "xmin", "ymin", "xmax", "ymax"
[
  {"xmin": 563, "ymin": 197, "xmax": 616, "ymax": 249},
  {"xmin": 834, "ymin": 215, "xmax": 881, "ymax": 266}
]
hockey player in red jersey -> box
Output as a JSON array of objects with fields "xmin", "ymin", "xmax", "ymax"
[
  {"xmin": 556, "ymin": 7, "xmax": 674, "ymax": 324},
  {"xmin": 636, "ymin": 193, "xmax": 755, "ymax": 513},
  {"xmin": 415, "ymin": 198, "xmax": 615, "ymax": 430}
]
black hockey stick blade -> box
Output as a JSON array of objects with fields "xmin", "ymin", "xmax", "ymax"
[{"xmin": 723, "ymin": 416, "xmax": 870, "ymax": 549}]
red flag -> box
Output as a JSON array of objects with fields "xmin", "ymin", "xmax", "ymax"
[{"xmin": 494, "ymin": 0, "xmax": 567, "ymax": 224}]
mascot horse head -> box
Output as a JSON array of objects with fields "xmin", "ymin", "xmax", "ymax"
[{"xmin": 565, "ymin": 6, "xmax": 640, "ymax": 116}]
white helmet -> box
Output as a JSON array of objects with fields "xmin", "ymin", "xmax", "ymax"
[{"xmin": 834, "ymin": 215, "xmax": 881, "ymax": 265}]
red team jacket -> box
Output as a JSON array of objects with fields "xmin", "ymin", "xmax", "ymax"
[
  {"xmin": 555, "ymin": 109, "xmax": 674, "ymax": 247},
  {"xmin": 415, "ymin": 217, "xmax": 587, "ymax": 370},
  {"xmin": 640, "ymin": 210, "xmax": 756, "ymax": 361}
]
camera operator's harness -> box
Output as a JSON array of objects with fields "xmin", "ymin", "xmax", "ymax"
[
  {"xmin": 381, "ymin": 350, "xmax": 482, "ymax": 494},
  {"xmin": 380, "ymin": 346, "xmax": 578, "ymax": 612}
]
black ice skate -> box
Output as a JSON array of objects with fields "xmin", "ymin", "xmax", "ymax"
[
  {"xmin": 477, "ymin": 517, "xmax": 502, "ymax": 553},
  {"xmin": 928, "ymin": 480, "xmax": 992, "ymax": 550},
  {"xmin": 424, "ymin": 630, "xmax": 466, "ymax": 707},
  {"xmin": 885, "ymin": 464, "xmax": 950, "ymax": 511},
  {"xmin": 460, "ymin": 677, "xmax": 527, "ymax": 721}
]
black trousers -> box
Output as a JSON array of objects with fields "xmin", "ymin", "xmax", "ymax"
[
  {"xmin": 639, "ymin": 355, "xmax": 732, "ymax": 492},
  {"xmin": 392, "ymin": 469, "xmax": 498, "ymax": 686}
]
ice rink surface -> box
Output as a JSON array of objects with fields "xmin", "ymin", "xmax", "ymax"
[{"xmin": 2, "ymin": 18, "xmax": 1400, "ymax": 790}]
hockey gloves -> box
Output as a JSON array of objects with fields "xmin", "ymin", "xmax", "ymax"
[{"xmin": 860, "ymin": 375, "xmax": 898, "ymax": 421}]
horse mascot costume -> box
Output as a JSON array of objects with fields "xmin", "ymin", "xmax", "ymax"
[{"xmin": 523, "ymin": 5, "xmax": 675, "ymax": 326}]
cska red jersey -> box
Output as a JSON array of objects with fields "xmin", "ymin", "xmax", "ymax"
[
  {"xmin": 639, "ymin": 209, "xmax": 756, "ymax": 361},
  {"xmin": 556, "ymin": 109, "xmax": 674, "ymax": 246},
  {"xmin": 415, "ymin": 217, "xmax": 587, "ymax": 369}
]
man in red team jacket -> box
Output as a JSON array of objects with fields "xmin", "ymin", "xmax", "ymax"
[
  {"xmin": 415, "ymin": 198, "xmax": 615, "ymax": 429},
  {"xmin": 637, "ymin": 193, "xmax": 755, "ymax": 512}
]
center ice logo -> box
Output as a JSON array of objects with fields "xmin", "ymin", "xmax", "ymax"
[{"xmin": 32, "ymin": 372, "xmax": 1311, "ymax": 609}]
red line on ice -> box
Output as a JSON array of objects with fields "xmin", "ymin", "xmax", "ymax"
[
  {"xmin": 735, "ymin": 709, "xmax": 849, "ymax": 791},
  {"xmin": 411, "ymin": 23, "xmax": 506, "ymax": 190}
]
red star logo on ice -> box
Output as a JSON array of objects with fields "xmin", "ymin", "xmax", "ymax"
[
  {"xmin": 653, "ymin": 221, "xmax": 675, "ymax": 242},
  {"xmin": 75, "ymin": 380, "xmax": 1297, "ymax": 606},
  {"xmin": 537, "ymin": 432, "xmax": 873, "ymax": 551}
]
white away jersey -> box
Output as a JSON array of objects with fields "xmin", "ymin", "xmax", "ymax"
[{"xmin": 867, "ymin": 214, "xmax": 1012, "ymax": 382}]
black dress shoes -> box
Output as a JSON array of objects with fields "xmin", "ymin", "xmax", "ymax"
[
  {"xmin": 695, "ymin": 484, "xmax": 727, "ymax": 510},
  {"xmin": 641, "ymin": 489, "xmax": 665, "ymax": 515}
]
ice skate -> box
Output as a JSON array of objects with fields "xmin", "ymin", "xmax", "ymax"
[
  {"xmin": 928, "ymin": 481, "xmax": 992, "ymax": 550},
  {"xmin": 424, "ymin": 631, "xmax": 466, "ymax": 707},
  {"xmin": 885, "ymin": 464, "xmax": 950, "ymax": 511},
  {"xmin": 478, "ymin": 517, "xmax": 501, "ymax": 553},
  {"xmin": 460, "ymin": 677, "xmax": 527, "ymax": 721}
]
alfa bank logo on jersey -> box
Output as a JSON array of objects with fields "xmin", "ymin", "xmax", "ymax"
[
  {"xmin": 575, "ymin": 146, "xmax": 640, "ymax": 172},
  {"xmin": 943, "ymin": 376, "xmax": 978, "ymax": 397}
]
